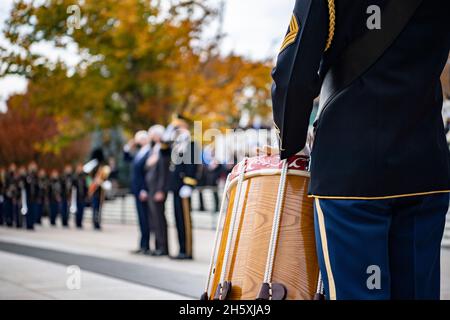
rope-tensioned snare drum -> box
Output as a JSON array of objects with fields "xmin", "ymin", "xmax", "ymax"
[{"xmin": 202, "ymin": 155, "xmax": 320, "ymax": 300}]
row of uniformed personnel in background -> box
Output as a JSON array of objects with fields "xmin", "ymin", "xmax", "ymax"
[{"xmin": 0, "ymin": 162, "xmax": 103, "ymax": 230}]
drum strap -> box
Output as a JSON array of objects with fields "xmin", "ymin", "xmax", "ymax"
[
  {"xmin": 202, "ymin": 174, "xmax": 232, "ymax": 300},
  {"xmin": 215, "ymin": 158, "xmax": 248, "ymax": 300},
  {"xmin": 317, "ymin": 0, "xmax": 423, "ymax": 122}
]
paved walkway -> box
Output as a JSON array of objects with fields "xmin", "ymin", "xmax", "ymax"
[
  {"xmin": 0, "ymin": 251, "xmax": 188, "ymax": 300},
  {"xmin": 0, "ymin": 217, "xmax": 449, "ymax": 299},
  {"xmin": 0, "ymin": 220, "xmax": 213, "ymax": 299}
]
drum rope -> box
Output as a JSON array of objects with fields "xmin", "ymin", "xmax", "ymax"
[
  {"xmin": 203, "ymin": 174, "xmax": 232, "ymax": 297},
  {"xmin": 218, "ymin": 158, "xmax": 248, "ymax": 293},
  {"xmin": 263, "ymin": 159, "xmax": 289, "ymax": 285}
]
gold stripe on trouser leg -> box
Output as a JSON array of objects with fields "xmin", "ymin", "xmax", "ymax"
[
  {"xmin": 315, "ymin": 198, "xmax": 337, "ymax": 300},
  {"xmin": 182, "ymin": 197, "xmax": 192, "ymax": 257}
]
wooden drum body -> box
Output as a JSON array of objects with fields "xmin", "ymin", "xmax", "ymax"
[{"xmin": 202, "ymin": 155, "xmax": 320, "ymax": 300}]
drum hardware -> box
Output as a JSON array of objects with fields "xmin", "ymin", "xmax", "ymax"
[
  {"xmin": 314, "ymin": 273, "xmax": 325, "ymax": 300},
  {"xmin": 88, "ymin": 165, "xmax": 111, "ymax": 198},
  {"xmin": 257, "ymin": 159, "xmax": 288, "ymax": 300},
  {"xmin": 213, "ymin": 158, "xmax": 248, "ymax": 300},
  {"xmin": 83, "ymin": 159, "xmax": 99, "ymax": 174},
  {"xmin": 201, "ymin": 174, "xmax": 232, "ymax": 300},
  {"xmin": 205, "ymin": 155, "xmax": 319, "ymax": 300}
]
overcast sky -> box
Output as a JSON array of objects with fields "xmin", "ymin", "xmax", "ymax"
[{"xmin": 0, "ymin": 0, "xmax": 294, "ymax": 111}]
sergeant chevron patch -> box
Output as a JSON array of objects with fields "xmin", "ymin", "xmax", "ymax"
[{"xmin": 280, "ymin": 14, "xmax": 300, "ymax": 53}]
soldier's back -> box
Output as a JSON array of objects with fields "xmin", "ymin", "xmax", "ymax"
[{"xmin": 310, "ymin": 0, "xmax": 450, "ymax": 198}]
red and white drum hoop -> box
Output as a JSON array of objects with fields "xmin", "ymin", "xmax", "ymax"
[{"xmin": 227, "ymin": 155, "xmax": 310, "ymax": 191}]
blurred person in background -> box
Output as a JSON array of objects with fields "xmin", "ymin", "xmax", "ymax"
[
  {"xmin": 25, "ymin": 162, "xmax": 39, "ymax": 230},
  {"xmin": 124, "ymin": 131, "xmax": 152, "ymax": 254},
  {"xmin": 145, "ymin": 125, "xmax": 170, "ymax": 256},
  {"xmin": 48, "ymin": 169, "xmax": 62, "ymax": 226},
  {"xmin": 16, "ymin": 166, "xmax": 27, "ymax": 229},
  {"xmin": 0, "ymin": 167, "xmax": 5, "ymax": 226},
  {"xmin": 61, "ymin": 165, "xmax": 74, "ymax": 227},
  {"xmin": 168, "ymin": 115, "xmax": 200, "ymax": 260},
  {"xmin": 4, "ymin": 164, "xmax": 17, "ymax": 227},
  {"xmin": 73, "ymin": 164, "xmax": 88, "ymax": 229},
  {"xmin": 87, "ymin": 148, "xmax": 110, "ymax": 230},
  {"xmin": 198, "ymin": 144, "xmax": 222, "ymax": 213},
  {"xmin": 35, "ymin": 168, "xmax": 48, "ymax": 225}
]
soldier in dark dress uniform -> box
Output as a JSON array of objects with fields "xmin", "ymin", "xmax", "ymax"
[
  {"xmin": 3, "ymin": 164, "xmax": 17, "ymax": 227},
  {"xmin": 60, "ymin": 165, "xmax": 73, "ymax": 227},
  {"xmin": 73, "ymin": 164, "xmax": 88, "ymax": 229},
  {"xmin": 166, "ymin": 115, "xmax": 201, "ymax": 260},
  {"xmin": 272, "ymin": 0, "xmax": 450, "ymax": 299},
  {"xmin": 25, "ymin": 162, "xmax": 39, "ymax": 230},
  {"xmin": 0, "ymin": 167, "xmax": 5, "ymax": 226},
  {"xmin": 35, "ymin": 168, "xmax": 48, "ymax": 225},
  {"xmin": 48, "ymin": 169, "xmax": 62, "ymax": 226}
]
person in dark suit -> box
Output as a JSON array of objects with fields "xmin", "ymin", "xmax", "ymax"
[
  {"xmin": 124, "ymin": 131, "xmax": 152, "ymax": 254},
  {"xmin": 145, "ymin": 125, "xmax": 170, "ymax": 256},
  {"xmin": 272, "ymin": 0, "xmax": 450, "ymax": 299}
]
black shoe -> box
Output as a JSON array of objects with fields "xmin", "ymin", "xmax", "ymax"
[
  {"xmin": 170, "ymin": 253, "xmax": 193, "ymax": 260},
  {"xmin": 131, "ymin": 249, "xmax": 150, "ymax": 255},
  {"xmin": 151, "ymin": 250, "xmax": 169, "ymax": 257},
  {"xmin": 142, "ymin": 249, "xmax": 152, "ymax": 255}
]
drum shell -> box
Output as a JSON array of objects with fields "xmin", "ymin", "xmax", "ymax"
[{"xmin": 209, "ymin": 170, "xmax": 319, "ymax": 300}]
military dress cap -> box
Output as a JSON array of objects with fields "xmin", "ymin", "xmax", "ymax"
[{"xmin": 171, "ymin": 113, "xmax": 192, "ymax": 128}]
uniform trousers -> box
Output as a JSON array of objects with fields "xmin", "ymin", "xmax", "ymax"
[
  {"xmin": 314, "ymin": 193, "xmax": 449, "ymax": 300},
  {"xmin": 173, "ymin": 192, "xmax": 193, "ymax": 257}
]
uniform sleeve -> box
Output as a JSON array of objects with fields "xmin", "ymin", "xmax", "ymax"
[
  {"xmin": 156, "ymin": 151, "xmax": 171, "ymax": 193},
  {"xmin": 272, "ymin": 0, "xmax": 329, "ymax": 159},
  {"xmin": 123, "ymin": 147, "xmax": 133, "ymax": 162},
  {"xmin": 182, "ymin": 142, "xmax": 200, "ymax": 188}
]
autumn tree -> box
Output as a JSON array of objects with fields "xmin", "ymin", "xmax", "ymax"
[
  {"xmin": 0, "ymin": 0, "xmax": 272, "ymax": 146},
  {"xmin": 0, "ymin": 93, "xmax": 89, "ymax": 167}
]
